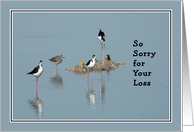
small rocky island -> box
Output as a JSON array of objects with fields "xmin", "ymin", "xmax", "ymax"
[{"xmin": 66, "ymin": 55, "xmax": 126, "ymax": 74}]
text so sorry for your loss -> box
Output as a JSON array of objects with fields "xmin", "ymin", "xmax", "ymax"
[{"xmin": 133, "ymin": 40, "xmax": 156, "ymax": 86}]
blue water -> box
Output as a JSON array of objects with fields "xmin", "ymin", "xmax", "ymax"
[{"xmin": 12, "ymin": 12, "xmax": 170, "ymax": 120}]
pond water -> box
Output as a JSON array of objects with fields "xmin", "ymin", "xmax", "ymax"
[{"xmin": 12, "ymin": 12, "xmax": 170, "ymax": 120}]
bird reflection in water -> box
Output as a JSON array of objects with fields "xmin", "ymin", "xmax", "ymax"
[
  {"xmin": 86, "ymin": 78, "xmax": 96, "ymax": 112},
  {"xmin": 99, "ymin": 71, "xmax": 106, "ymax": 104},
  {"xmin": 50, "ymin": 74, "xmax": 63, "ymax": 88},
  {"xmin": 29, "ymin": 90, "xmax": 43, "ymax": 119}
]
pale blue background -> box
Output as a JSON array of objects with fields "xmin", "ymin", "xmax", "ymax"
[
  {"xmin": 12, "ymin": 12, "xmax": 169, "ymax": 119},
  {"xmin": 1, "ymin": 1, "xmax": 181, "ymax": 131}
]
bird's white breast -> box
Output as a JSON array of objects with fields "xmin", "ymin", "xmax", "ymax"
[
  {"xmin": 33, "ymin": 66, "xmax": 43, "ymax": 77},
  {"xmin": 98, "ymin": 36, "xmax": 102, "ymax": 40},
  {"xmin": 87, "ymin": 60, "xmax": 95, "ymax": 69}
]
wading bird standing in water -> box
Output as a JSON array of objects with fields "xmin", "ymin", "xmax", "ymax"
[
  {"xmin": 98, "ymin": 29, "xmax": 105, "ymax": 60},
  {"xmin": 49, "ymin": 55, "xmax": 65, "ymax": 73},
  {"xmin": 86, "ymin": 55, "xmax": 97, "ymax": 82},
  {"xmin": 27, "ymin": 60, "xmax": 43, "ymax": 98}
]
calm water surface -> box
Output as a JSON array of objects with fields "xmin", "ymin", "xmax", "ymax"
[{"xmin": 12, "ymin": 12, "xmax": 170, "ymax": 120}]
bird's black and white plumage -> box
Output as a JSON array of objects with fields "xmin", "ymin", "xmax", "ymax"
[
  {"xmin": 27, "ymin": 60, "xmax": 43, "ymax": 78},
  {"xmin": 86, "ymin": 55, "xmax": 96, "ymax": 69},
  {"xmin": 98, "ymin": 29, "xmax": 106, "ymax": 60},
  {"xmin": 86, "ymin": 55, "xmax": 97, "ymax": 81},
  {"xmin": 98, "ymin": 29, "xmax": 105, "ymax": 44},
  {"xmin": 27, "ymin": 60, "xmax": 43, "ymax": 99}
]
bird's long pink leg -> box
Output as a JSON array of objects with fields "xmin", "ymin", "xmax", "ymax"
[
  {"xmin": 91, "ymin": 70, "xmax": 93, "ymax": 80},
  {"xmin": 87, "ymin": 78, "xmax": 89, "ymax": 90},
  {"xmin": 87, "ymin": 70, "xmax": 89, "ymax": 83},
  {"xmin": 36, "ymin": 78, "xmax": 38, "ymax": 88},
  {"xmin": 102, "ymin": 47, "xmax": 104, "ymax": 60},
  {"xmin": 91, "ymin": 76, "xmax": 93, "ymax": 91},
  {"xmin": 36, "ymin": 78, "xmax": 38, "ymax": 99},
  {"xmin": 100, "ymin": 42, "xmax": 102, "ymax": 60},
  {"xmin": 91, "ymin": 69, "xmax": 93, "ymax": 91}
]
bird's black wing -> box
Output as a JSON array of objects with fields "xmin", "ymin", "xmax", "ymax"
[
  {"xmin": 85, "ymin": 59, "xmax": 91, "ymax": 66},
  {"xmin": 27, "ymin": 65, "xmax": 39, "ymax": 74},
  {"xmin": 101, "ymin": 31, "xmax": 105, "ymax": 37},
  {"xmin": 98, "ymin": 31, "xmax": 105, "ymax": 37},
  {"xmin": 98, "ymin": 29, "xmax": 105, "ymax": 36}
]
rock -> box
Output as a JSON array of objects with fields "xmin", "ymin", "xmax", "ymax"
[{"xmin": 66, "ymin": 60, "xmax": 125, "ymax": 74}]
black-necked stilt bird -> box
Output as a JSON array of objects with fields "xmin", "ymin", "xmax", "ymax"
[
  {"xmin": 86, "ymin": 55, "xmax": 97, "ymax": 80},
  {"xmin": 27, "ymin": 60, "xmax": 43, "ymax": 98},
  {"xmin": 98, "ymin": 29, "xmax": 105, "ymax": 60},
  {"xmin": 105, "ymin": 54, "xmax": 111, "ymax": 61},
  {"xmin": 49, "ymin": 55, "xmax": 65, "ymax": 73}
]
